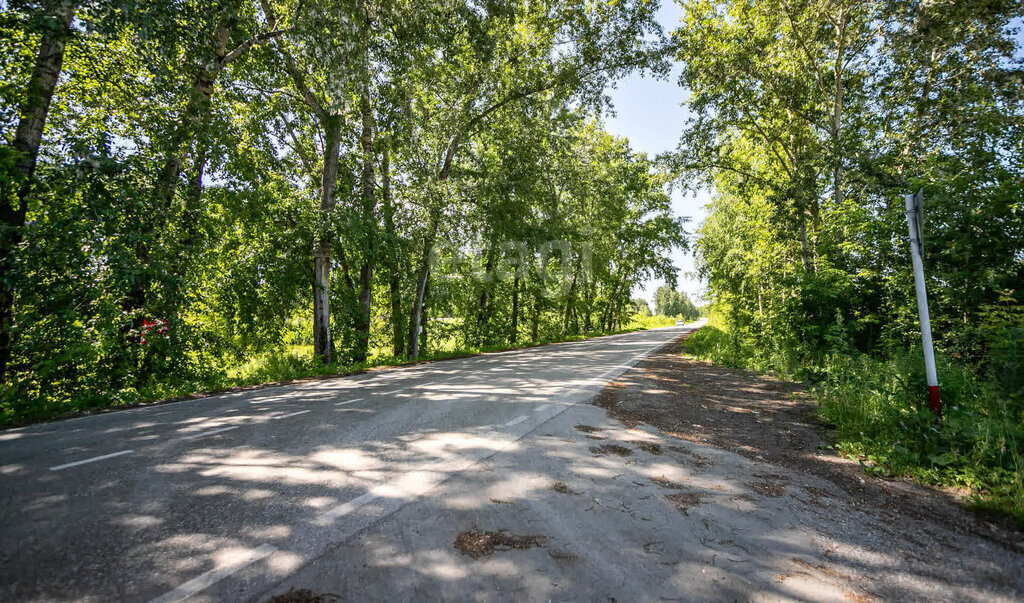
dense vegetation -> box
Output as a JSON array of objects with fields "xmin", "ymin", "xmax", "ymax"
[
  {"xmin": 653, "ymin": 284, "xmax": 699, "ymax": 321},
  {"xmin": 675, "ymin": 0, "xmax": 1023, "ymax": 520},
  {"xmin": 0, "ymin": 0, "xmax": 687, "ymax": 423}
]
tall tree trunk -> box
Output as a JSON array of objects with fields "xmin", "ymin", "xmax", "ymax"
[
  {"xmin": 0, "ymin": 2, "xmax": 76, "ymax": 382},
  {"xmin": 419, "ymin": 281, "xmax": 430, "ymax": 355},
  {"xmin": 530, "ymin": 288, "xmax": 542, "ymax": 343},
  {"xmin": 130, "ymin": 21, "xmax": 228, "ymax": 353},
  {"xmin": 831, "ymin": 8, "xmax": 847, "ymax": 209},
  {"xmin": 156, "ymin": 22, "xmax": 229, "ymax": 210},
  {"xmin": 476, "ymin": 247, "xmax": 496, "ymax": 346},
  {"xmin": 408, "ymin": 216, "xmax": 438, "ymax": 359},
  {"xmin": 583, "ymin": 281, "xmax": 595, "ymax": 332},
  {"xmin": 381, "ymin": 148, "xmax": 404, "ymax": 358},
  {"xmin": 510, "ymin": 273, "xmax": 520, "ymax": 345},
  {"xmin": 406, "ymin": 131, "xmax": 461, "ymax": 359},
  {"xmin": 354, "ymin": 96, "xmax": 375, "ymax": 363},
  {"xmin": 313, "ymin": 114, "xmax": 342, "ymax": 364},
  {"xmin": 562, "ymin": 262, "xmax": 578, "ymax": 335},
  {"xmin": 389, "ymin": 273, "xmax": 403, "ymax": 357}
]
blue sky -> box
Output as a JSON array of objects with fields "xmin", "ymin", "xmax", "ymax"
[{"xmin": 603, "ymin": 1, "xmax": 710, "ymax": 306}]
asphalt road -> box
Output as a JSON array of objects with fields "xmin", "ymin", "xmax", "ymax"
[{"xmin": 0, "ymin": 325, "xmax": 696, "ymax": 602}]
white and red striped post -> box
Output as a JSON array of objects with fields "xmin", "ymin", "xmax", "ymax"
[{"xmin": 905, "ymin": 190, "xmax": 941, "ymax": 417}]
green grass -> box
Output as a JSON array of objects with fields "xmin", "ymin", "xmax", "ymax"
[
  {"xmin": 685, "ymin": 313, "xmax": 1024, "ymax": 525},
  {"xmin": 0, "ymin": 323, "xmax": 646, "ymax": 428},
  {"xmin": 629, "ymin": 314, "xmax": 681, "ymax": 329}
]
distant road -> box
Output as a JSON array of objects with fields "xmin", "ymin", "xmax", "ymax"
[{"xmin": 0, "ymin": 324, "xmax": 700, "ymax": 601}]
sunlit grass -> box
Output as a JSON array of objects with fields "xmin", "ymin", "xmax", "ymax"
[{"xmin": 1, "ymin": 319, "xmax": 652, "ymax": 427}]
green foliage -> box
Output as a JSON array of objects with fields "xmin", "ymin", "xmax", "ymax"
[
  {"xmin": 0, "ymin": 0, "xmax": 685, "ymax": 425},
  {"xmin": 629, "ymin": 313, "xmax": 678, "ymax": 330},
  {"xmin": 673, "ymin": 0, "xmax": 1024, "ymax": 520},
  {"xmin": 816, "ymin": 354, "xmax": 1023, "ymax": 525},
  {"xmin": 653, "ymin": 284, "xmax": 699, "ymax": 320},
  {"xmin": 631, "ymin": 297, "xmax": 652, "ymax": 318}
]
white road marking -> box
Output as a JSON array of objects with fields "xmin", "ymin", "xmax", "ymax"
[
  {"xmin": 535, "ymin": 404, "xmax": 552, "ymax": 412},
  {"xmin": 148, "ymin": 543, "xmax": 276, "ymax": 603},
  {"xmin": 504, "ymin": 415, "xmax": 528, "ymax": 427},
  {"xmin": 49, "ymin": 449, "xmax": 133, "ymax": 471},
  {"xmin": 315, "ymin": 492, "xmax": 377, "ymax": 525},
  {"xmin": 179, "ymin": 425, "xmax": 239, "ymax": 440},
  {"xmin": 334, "ymin": 398, "xmax": 363, "ymax": 406},
  {"xmin": 380, "ymin": 389, "xmax": 403, "ymax": 395},
  {"xmin": 272, "ymin": 410, "xmax": 311, "ymax": 420}
]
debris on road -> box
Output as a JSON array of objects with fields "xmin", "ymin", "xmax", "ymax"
[
  {"xmin": 589, "ymin": 444, "xmax": 631, "ymax": 457},
  {"xmin": 549, "ymin": 481, "xmax": 577, "ymax": 495},
  {"xmin": 453, "ymin": 530, "xmax": 546, "ymax": 559}
]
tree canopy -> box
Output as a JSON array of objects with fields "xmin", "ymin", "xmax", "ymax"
[
  {"xmin": 0, "ymin": 0, "xmax": 686, "ymax": 422},
  {"xmin": 653, "ymin": 285, "xmax": 699, "ymax": 320},
  {"xmin": 673, "ymin": 0, "xmax": 1023, "ymax": 373},
  {"xmin": 674, "ymin": 0, "xmax": 1023, "ymax": 517}
]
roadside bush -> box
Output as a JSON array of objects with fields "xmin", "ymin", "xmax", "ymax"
[
  {"xmin": 684, "ymin": 312, "xmax": 1024, "ymax": 524},
  {"xmin": 816, "ymin": 353, "xmax": 1023, "ymax": 523}
]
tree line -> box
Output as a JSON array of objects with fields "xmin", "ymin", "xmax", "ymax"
[
  {"xmin": 675, "ymin": 0, "xmax": 1023, "ymax": 517},
  {"xmin": 0, "ymin": 0, "xmax": 686, "ymax": 421},
  {"xmin": 653, "ymin": 284, "xmax": 699, "ymax": 320},
  {"xmin": 675, "ymin": 0, "xmax": 1022, "ymax": 380}
]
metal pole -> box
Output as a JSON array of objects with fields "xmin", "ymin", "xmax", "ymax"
[{"xmin": 904, "ymin": 192, "xmax": 941, "ymax": 416}]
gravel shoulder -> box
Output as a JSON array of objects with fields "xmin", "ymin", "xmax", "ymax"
[{"xmin": 593, "ymin": 334, "xmax": 1024, "ymax": 600}]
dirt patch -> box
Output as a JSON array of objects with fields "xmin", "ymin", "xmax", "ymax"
[
  {"xmin": 666, "ymin": 444, "xmax": 712, "ymax": 468},
  {"xmin": 652, "ymin": 475, "xmax": 686, "ymax": 489},
  {"xmin": 637, "ymin": 442, "xmax": 663, "ymax": 455},
  {"xmin": 591, "ymin": 334, "xmax": 1023, "ymax": 549},
  {"xmin": 751, "ymin": 481, "xmax": 787, "ymax": 497},
  {"xmin": 549, "ymin": 481, "xmax": 577, "ymax": 495},
  {"xmin": 268, "ymin": 589, "xmax": 338, "ymax": 603},
  {"xmin": 574, "ymin": 424, "xmax": 602, "ymax": 433},
  {"xmin": 489, "ymin": 498, "xmax": 513, "ymax": 504},
  {"xmin": 453, "ymin": 530, "xmax": 545, "ymax": 559},
  {"xmin": 590, "ymin": 444, "xmax": 632, "ymax": 457},
  {"xmin": 665, "ymin": 492, "xmax": 702, "ymax": 514}
]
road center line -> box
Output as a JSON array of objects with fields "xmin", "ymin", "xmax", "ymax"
[
  {"xmin": 334, "ymin": 398, "xmax": 363, "ymax": 406},
  {"xmin": 148, "ymin": 543, "xmax": 276, "ymax": 603},
  {"xmin": 179, "ymin": 425, "xmax": 239, "ymax": 440},
  {"xmin": 316, "ymin": 491, "xmax": 377, "ymax": 525},
  {"xmin": 272, "ymin": 410, "xmax": 311, "ymax": 420},
  {"xmin": 49, "ymin": 449, "xmax": 134, "ymax": 471}
]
